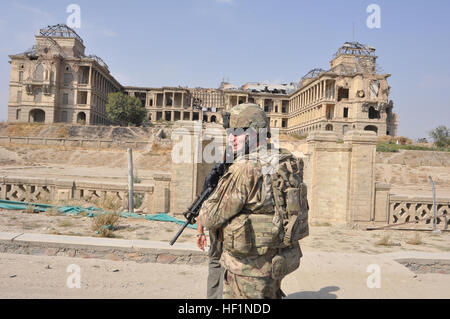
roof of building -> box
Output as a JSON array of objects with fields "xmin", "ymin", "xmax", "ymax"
[
  {"xmin": 333, "ymin": 42, "xmax": 376, "ymax": 58},
  {"xmin": 38, "ymin": 24, "xmax": 84, "ymax": 44}
]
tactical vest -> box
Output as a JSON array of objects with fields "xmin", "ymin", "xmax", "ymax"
[{"xmin": 223, "ymin": 148, "xmax": 309, "ymax": 257}]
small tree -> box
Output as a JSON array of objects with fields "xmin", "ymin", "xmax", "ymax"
[
  {"xmin": 106, "ymin": 92, "xmax": 147, "ymax": 126},
  {"xmin": 429, "ymin": 125, "xmax": 449, "ymax": 149}
]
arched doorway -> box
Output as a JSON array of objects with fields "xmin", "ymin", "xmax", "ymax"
[
  {"xmin": 343, "ymin": 125, "xmax": 349, "ymax": 135},
  {"xmin": 364, "ymin": 125, "xmax": 378, "ymax": 135},
  {"xmin": 29, "ymin": 109, "xmax": 45, "ymax": 123},
  {"xmin": 77, "ymin": 112, "xmax": 86, "ymax": 124},
  {"xmin": 211, "ymin": 116, "xmax": 217, "ymax": 123}
]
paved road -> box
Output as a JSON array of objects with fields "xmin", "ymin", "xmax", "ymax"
[{"xmin": 1, "ymin": 250, "xmax": 449, "ymax": 299}]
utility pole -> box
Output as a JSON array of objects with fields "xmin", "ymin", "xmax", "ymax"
[{"xmin": 128, "ymin": 148, "xmax": 134, "ymax": 214}]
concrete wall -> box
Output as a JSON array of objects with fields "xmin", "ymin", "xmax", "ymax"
[{"xmin": 0, "ymin": 136, "xmax": 151, "ymax": 150}]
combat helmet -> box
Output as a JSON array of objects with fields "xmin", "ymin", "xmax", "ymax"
[{"xmin": 223, "ymin": 103, "xmax": 270, "ymax": 131}]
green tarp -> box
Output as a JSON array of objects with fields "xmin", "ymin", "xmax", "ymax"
[{"xmin": 0, "ymin": 199, "xmax": 196, "ymax": 229}]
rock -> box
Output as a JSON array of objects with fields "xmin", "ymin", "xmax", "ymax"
[
  {"xmin": 9, "ymin": 274, "xmax": 17, "ymax": 278},
  {"xmin": 111, "ymin": 269, "xmax": 120, "ymax": 273},
  {"xmin": 45, "ymin": 265, "xmax": 52, "ymax": 269}
]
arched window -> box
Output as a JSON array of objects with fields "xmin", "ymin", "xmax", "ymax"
[
  {"xmin": 343, "ymin": 125, "xmax": 349, "ymax": 135},
  {"xmin": 35, "ymin": 64, "xmax": 44, "ymax": 81},
  {"xmin": 77, "ymin": 112, "xmax": 86, "ymax": 124},
  {"xmin": 364, "ymin": 125, "xmax": 378, "ymax": 135},
  {"xmin": 325, "ymin": 124, "xmax": 333, "ymax": 131}
]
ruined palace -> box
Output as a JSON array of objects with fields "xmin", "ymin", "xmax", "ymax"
[{"xmin": 7, "ymin": 24, "xmax": 398, "ymax": 136}]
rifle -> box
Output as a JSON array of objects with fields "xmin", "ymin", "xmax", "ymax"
[{"xmin": 169, "ymin": 161, "xmax": 230, "ymax": 246}]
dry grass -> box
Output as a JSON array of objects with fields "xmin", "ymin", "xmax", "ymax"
[
  {"xmin": 312, "ymin": 222, "xmax": 332, "ymax": 227},
  {"xmin": 24, "ymin": 204, "xmax": 37, "ymax": 214},
  {"xmin": 5, "ymin": 123, "xmax": 45, "ymax": 137},
  {"xmin": 375, "ymin": 233, "xmax": 395, "ymax": 246},
  {"xmin": 57, "ymin": 220, "xmax": 74, "ymax": 228},
  {"xmin": 406, "ymin": 233, "xmax": 423, "ymax": 245},
  {"xmin": 149, "ymin": 142, "xmax": 172, "ymax": 155},
  {"xmin": 55, "ymin": 126, "xmax": 70, "ymax": 138},
  {"xmin": 94, "ymin": 195, "xmax": 122, "ymax": 212},
  {"xmin": 280, "ymin": 133, "xmax": 307, "ymax": 142},
  {"xmin": 45, "ymin": 207, "xmax": 61, "ymax": 216},
  {"xmin": 91, "ymin": 212, "xmax": 120, "ymax": 238}
]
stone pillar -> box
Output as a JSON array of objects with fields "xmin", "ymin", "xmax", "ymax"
[
  {"xmin": 169, "ymin": 121, "xmax": 226, "ymax": 215},
  {"xmin": 373, "ymin": 182, "xmax": 391, "ymax": 224},
  {"xmin": 305, "ymin": 130, "xmax": 379, "ymax": 226},
  {"xmin": 170, "ymin": 121, "xmax": 203, "ymax": 215},
  {"xmin": 152, "ymin": 174, "xmax": 171, "ymax": 213},
  {"xmin": 306, "ymin": 131, "xmax": 351, "ymax": 225},
  {"xmin": 0, "ymin": 176, "xmax": 6, "ymax": 200},
  {"xmin": 88, "ymin": 66, "xmax": 92, "ymax": 86},
  {"xmin": 344, "ymin": 131, "xmax": 377, "ymax": 224}
]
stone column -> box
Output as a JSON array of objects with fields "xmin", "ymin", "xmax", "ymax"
[
  {"xmin": 373, "ymin": 182, "xmax": 391, "ymax": 224},
  {"xmin": 306, "ymin": 131, "xmax": 351, "ymax": 225},
  {"xmin": 170, "ymin": 121, "xmax": 203, "ymax": 215},
  {"xmin": 344, "ymin": 130, "xmax": 377, "ymax": 224},
  {"xmin": 152, "ymin": 174, "xmax": 171, "ymax": 213},
  {"xmin": 0, "ymin": 176, "xmax": 6, "ymax": 199}
]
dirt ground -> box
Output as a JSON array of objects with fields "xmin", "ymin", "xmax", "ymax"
[{"xmin": 1, "ymin": 208, "xmax": 448, "ymax": 254}]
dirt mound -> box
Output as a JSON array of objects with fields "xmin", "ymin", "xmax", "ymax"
[{"xmin": 0, "ymin": 123, "xmax": 172, "ymax": 142}]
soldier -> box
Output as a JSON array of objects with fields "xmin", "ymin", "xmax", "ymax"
[
  {"xmin": 196, "ymin": 221, "xmax": 224, "ymax": 299},
  {"xmin": 198, "ymin": 104, "xmax": 309, "ymax": 299}
]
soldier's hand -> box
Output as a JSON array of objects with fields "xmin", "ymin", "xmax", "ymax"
[{"xmin": 196, "ymin": 233, "xmax": 207, "ymax": 251}]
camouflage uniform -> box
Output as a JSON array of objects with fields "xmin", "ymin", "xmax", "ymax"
[
  {"xmin": 206, "ymin": 229, "xmax": 224, "ymax": 299},
  {"xmin": 198, "ymin": 104, "xmax": 304, "ymax": 299}
]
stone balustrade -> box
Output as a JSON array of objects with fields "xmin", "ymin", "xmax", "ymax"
[
  {"xmin": 388, "ymin": 195, "xmax": 449, "ymax": 229},
  {"xmin": 0, "ymin": 175, "xmax": 171, "ymax": 214}
]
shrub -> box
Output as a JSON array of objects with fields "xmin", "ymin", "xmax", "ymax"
[
  {"xmin": 406, "ymin": 233, "xmax": 423, "ymax": 245},
  {"xmin": 91, "ymin": 212, "xmax": 120, "ymax": 238}
]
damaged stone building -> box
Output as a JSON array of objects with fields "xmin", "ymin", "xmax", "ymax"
[
  {"xmin": 7, "ymin": 24, "xmax": 121, "ymax": 125},
  {"xmin": 7, "ymin": 24, "xmax": 398, "ymax": 136}
]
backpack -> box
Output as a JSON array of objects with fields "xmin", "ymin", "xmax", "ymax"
[
  {"xmin": 223, "ymin": 149, "xmax": 309, "ymax": 257},
  {"xmin": 271, "ymin": 150, "xmax": 309, "ymax": 246}
]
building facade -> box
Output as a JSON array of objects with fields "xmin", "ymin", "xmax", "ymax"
[
  {"xmin": 7, "ymin": 25, "xmax": 398, "ymax": 136},
  {"xmin": 8, "ymin": 24, "xmax": 121, "ymax": 126}
]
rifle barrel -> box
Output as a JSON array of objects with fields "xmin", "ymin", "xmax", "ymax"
[{"xmin": 169, "ymin": 220, "xmax": 190, "ymax": 246}]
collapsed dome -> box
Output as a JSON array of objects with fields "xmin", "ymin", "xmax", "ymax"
[
  {"xmin": 39, "ymin": 24, "xmax": 84, "ymax": 44},
  {"xmin": 334, "ymin": 42, "xmax": 376, "ymax": 58}
]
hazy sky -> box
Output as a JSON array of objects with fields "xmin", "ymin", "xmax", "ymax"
[{"xmin": 0, "ymin": 0, "xmax": 449, "ymax": 139}]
